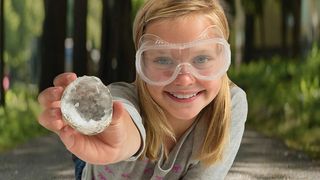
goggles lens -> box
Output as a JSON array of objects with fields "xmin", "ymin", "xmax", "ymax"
[{"xmin": 136, "ymin": 26, "xmax": 231, "ymax": 86}]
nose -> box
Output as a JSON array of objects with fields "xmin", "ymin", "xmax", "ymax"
[
  {"xmin": 173, "ymin": 73, "xmax": 196, "ymax": 86},
  {"xmin": 173, "ymin": 64, "xmax": 196, "ymax": 86}
]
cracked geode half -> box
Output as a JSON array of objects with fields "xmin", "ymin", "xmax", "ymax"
[{"xmin": 61, "ymin": 76, "xmax": 113, "ymax": 135}]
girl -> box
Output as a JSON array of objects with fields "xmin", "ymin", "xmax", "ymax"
[{"xmin": 38, "ymin": 0, "xmax": 248, "ymax": 179}]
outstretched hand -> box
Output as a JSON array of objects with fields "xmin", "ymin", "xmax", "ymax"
[{"xmin": 38, "ymin": 72, "xmax": 141, "ymax": 164}]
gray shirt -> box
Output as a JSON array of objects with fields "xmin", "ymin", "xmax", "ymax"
[{"xmin": 82, "ymin": 82, "xmax": 248, "ymax": 180}]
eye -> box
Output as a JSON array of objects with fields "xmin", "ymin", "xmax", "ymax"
[
  {"xmin": 154, "ymin": 57, "xmax": 174, "ymax": 65},
  {"xmin": 193, "ymin": 55, "xmax": 211, "ymax": 64}
]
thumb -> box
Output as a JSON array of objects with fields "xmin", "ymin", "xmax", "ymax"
[
  {"xmin": 59, "ymin": 126, "xmax": 76, "ymax": 150},
  {"xmin": 111, "ymin": 101, "xmax": 125, "ymax": 124}
]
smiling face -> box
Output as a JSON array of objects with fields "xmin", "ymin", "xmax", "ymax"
[{"xmin": 144, "ymin": 15, "xmax": 222, "ymax": 122}]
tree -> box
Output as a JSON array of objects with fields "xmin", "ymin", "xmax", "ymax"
[
  {"xmin": 116, "ymin": 0, "xmax": 135, "ymax": 82},
  {"xmin": 0, "ymin": 0, "xmax": 4, "ymax": 106},
  {"xmin": 0, "ymin": 0, "xmax": 44, "ymax": 90},
  {"xmin": 4, "ymin": 0, "xmax": 44, "ymax": 83},
  {"xmin": 224, "ymin": 0, "xmax": 265, "ymax": 63},
  {"xmin": 241, "ymin": 0, "xmax": 264, "ymax": 62},
  {"xmin": 39, "ymin": 0, "xmax": 67, "ymax": 92},
  {"xmin": 99, "ymin": 0, "xmax": 135, "ymax": 85},
  {"xmin": 292, "ymin": 0, "xmax": 301, "ymax": 57},
  {"xmin": 280, "ymin": 0, "xmax": 301, "ymax": 57},
  {"xmin": 73, "ymin": 0, "xmax": 88, "ymax": 76}
]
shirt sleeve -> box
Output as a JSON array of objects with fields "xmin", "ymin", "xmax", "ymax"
[
  {"xmin": 182, "ymin": 86, "xmax": 248, "ymax": 180},
  {"xmin": 108, "ymin": 82, "xmax": 146, "ymax": 161}
]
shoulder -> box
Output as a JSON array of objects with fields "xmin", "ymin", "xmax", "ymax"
[
  {"xmin": 108, "ymin": 82, "xmax": 138, "ymax": 106},
  {"xmin": 230, "ymin": 84, "xmax": 248, "ymax": 126},
  {"xmin": 230, "ymin": 84, "xmax": 247, "ymax": 105},
  {"xmin": 230, "ymin": 84, "xmax": 247, "ymax": 111},
  {"xmin": 108, "ymin": 82, "xmax": 137, "ymax": 96},
  {"xmin": 108, "ymin": 82, "xmax": 141, "ymax": 116}
]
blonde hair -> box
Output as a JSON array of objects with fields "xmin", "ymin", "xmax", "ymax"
[{"xmin": 133, "ymin": 0, "xmax": 231, "ymax": 166}]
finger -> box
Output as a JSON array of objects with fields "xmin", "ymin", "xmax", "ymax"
[
  {"xmin": 111, "ymin": 101, "xmax": 125, "ymax": 124},
  {"xmin": 59, "ymin": 127, "xmax": 116, "ymax": 164},
  {"xmin": 59, "ymin": 126, "xmax": 77, "ymax": 149},
  {"xmin": 38, "ymin": 108, "xmax": 67, "ymax": 133},
  {"xmin": 97, "ymin": 101, "xmax": 129, "ymax": 141},
  {"xmin": 53, "ymin": 72, "xmax": 77, "ymax": 88},
  {"xmin": 38, "ymin": 87, "xmax": 64, "ymax": 108}
]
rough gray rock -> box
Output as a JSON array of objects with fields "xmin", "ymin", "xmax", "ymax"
[{"xmin": 61, "ymin": 76, "xmax": 113, "ymax": 135}]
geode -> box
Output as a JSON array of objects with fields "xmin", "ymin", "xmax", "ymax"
[{"xmin": 61, "ymin": 76, "xmax": 113, "ymax": 135}]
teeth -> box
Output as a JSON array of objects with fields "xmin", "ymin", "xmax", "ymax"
[{"xmin": 170, "ymin": 92, "xmax": 197, "ymax": 99}]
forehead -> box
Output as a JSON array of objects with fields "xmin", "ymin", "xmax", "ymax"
[{"xmin": 145, "ymin": 15, "xmax": 213, "ymax": 43}]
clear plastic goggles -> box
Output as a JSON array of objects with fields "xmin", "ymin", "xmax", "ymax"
[{"xmin": 135, "ymin": 26, "xmax": 231, "ymax": 86}]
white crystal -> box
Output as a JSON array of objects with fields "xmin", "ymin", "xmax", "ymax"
[{"xmin": 61, "ymin": 76, "xmax": 113, "ymax": 135}]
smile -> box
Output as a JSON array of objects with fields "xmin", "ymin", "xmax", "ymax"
[{"xmin": 169, "ymin": 92, "xmax": 198, "ymax": 99}]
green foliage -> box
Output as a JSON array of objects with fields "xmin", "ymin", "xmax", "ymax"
[
  {"xmin": 87, "ymin": 0, "xmax": 103, "ymax": 49},
  {"xmin": 1, "ymin": 0, "xmax": 47, "ymax": 152},
  {"xmin": 0, "ymin": 84, "xmax": 48, "ymax": 152},
  {"xmin": 241, "ymin": 0, "xmax": 263, "ymax": 15},
  {"xmin": 229, "ymin": 44, "xmax": 320, "ymax": 158},
  {"xmin": 132, "ymin": 0, "xmax": 145, "ymax": 20},
  {"xmin": 4, "ymin": 0, "xmax": 44, "ymax": 80}
]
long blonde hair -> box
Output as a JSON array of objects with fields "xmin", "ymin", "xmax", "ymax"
[{"xmin": 133, "ymin": 0, "xmax": 231, "ymax": 166}]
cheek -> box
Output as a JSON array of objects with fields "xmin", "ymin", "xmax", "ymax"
[
  {"xmin": 205, "ymin": 79, "xmax": 222, "ymax": 98},
  {"xmin": 147, "ymin": 85, "xmax": 163, "ymax": 101}
]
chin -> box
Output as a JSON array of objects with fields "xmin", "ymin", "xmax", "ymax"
[{"xmin": 171, "ymin": 112, "xmax": 199, "ymax": 121}]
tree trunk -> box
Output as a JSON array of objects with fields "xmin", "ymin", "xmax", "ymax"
[
  {"xmin": 281, "ymin": 0, "xmax": 289, "ymax": 56},
  {"xmin": 99, "ymin": 0, "xmax": 117, "ymax": 84},
  {"xmin": 39, "ymin": 0, "xmax": 67, "ymax": 92},
  {"xmin": 0, "ymin": 0, "xmax": 4, "ymax": 106},
  {"xmin": 99, "ymin": 0, "xmax": 135, "ymax": 85},
  {"xmin": 115, "ymin": 0, "xmax": 135, "ymax": 82},
  {"xmin": 292, "ymin": 0, "xmax": 301, "ymax": 57},
  {"xmin": 244, "ymin": 14, "xmax": 255, "ymax": 62},
  {"xmin": 234, "ymin": 0, "xmax": 245, "ymax": 71},
  {"xmin": 259, "ymin": 16, "xmax": 265, "ymax": 49},
  {"xmin": 73, "ymin": 0, "xmax": 88, "ymax": 76}
]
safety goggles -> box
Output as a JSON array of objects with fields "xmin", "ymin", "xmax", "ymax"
[{"xmin": 135, "ymin": 26, "xmax": 231, "ymax": 86}]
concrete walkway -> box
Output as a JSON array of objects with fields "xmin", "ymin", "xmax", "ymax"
[
  {"xmin": 226, "ymin": 130, "xmax": 320, "ymax": 179},
  {"xmin": 0, "ymin": 135, "xmax": 74, "ymax": 180},
  {"xmin": 1, "ymin": 129, "xmax": 319, "ymax": 180}
]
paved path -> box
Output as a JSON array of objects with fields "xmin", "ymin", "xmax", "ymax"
[
  {"xmin": 226, "ymin": 130, "xmax": 320, "ymax": 179},
  {"xmin": 0, "ymin": 135, "xmax": 74, "ymax": 180},
  {"xmin": 1, "ymin": 129, "xmax": 319, "ymax": 180}
]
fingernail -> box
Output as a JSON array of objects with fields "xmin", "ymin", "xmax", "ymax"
[{"xmin": 67, "ymin": 74, "xmax": 76, "ymax": 82}]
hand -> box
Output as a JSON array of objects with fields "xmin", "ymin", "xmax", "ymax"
[{"xmin": 38, "ymin": 72, "xmax": 141, "ymax": 164}]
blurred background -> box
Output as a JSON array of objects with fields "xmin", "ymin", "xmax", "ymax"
[{"xmin": 0, "ymin": 0, "xmax": 319, "ymax": 159}]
